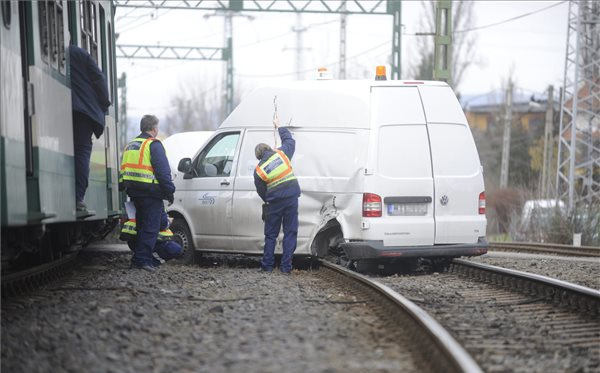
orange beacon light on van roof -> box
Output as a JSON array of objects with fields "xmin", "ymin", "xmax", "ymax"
[
  {"xmin": 317, "ymin": 67, "xmax": 332, "ymax": 80},
  {"xmin": 375, "ymin": 65, "xmax": 387, "ymax": 81}
]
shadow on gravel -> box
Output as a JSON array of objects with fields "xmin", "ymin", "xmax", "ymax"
[
  {"xmin": 191, "ymin": 253, "xmax": 320, "ymax": 272},
  {"xmin": 352, "ymin": 258, "xmax": 453, "ymax": 278}
]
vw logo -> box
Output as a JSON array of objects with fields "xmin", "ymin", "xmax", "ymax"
[{"xmin": 440, "ymin": 195, "xmax": 449, "ymax": 206}]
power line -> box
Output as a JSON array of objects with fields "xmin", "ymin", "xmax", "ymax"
[
  {"xmin": 236, "ymin": 39, "xmax": 390, "ymax": 78},
  {"xmin": 117, "ymin": 8, "xmax": 174, "ymax": 34},
  {"xmin": 454, "ymin": 1, "xmax": 567, "ymax": 34},
  {"xmin": 238, "ymin": 19, "xmax": 339, "ymax": 49}
]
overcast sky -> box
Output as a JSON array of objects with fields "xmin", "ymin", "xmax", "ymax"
[{"xmin": 115, "ymin": 1, "xmax": 569, "ymax": 126}]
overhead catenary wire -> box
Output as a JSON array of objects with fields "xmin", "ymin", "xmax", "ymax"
[
  {"xmin": 236, "ymin": 39, "xmax": 390, "ymax": 78},
  {"xmin": 454, "ymin": 1, "xmax": 567, "ymax": 34}
]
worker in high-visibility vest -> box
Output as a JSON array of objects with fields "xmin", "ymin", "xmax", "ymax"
[
  {"xmin": 119, "ymin": 115, "xmax": 175, "ymax": 272},
  {"xmin": 253, "ymin": 113, "xmax": 301, "ymax": 274},
  {"xmin": 119, "ymin": 209, "xmax": 182, "ymax": 266}
]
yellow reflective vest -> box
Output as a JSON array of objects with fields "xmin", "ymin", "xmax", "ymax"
[
  {"xmin": 255, "ymin": 149, "xmax": 297, "ymax": 191},
  {"xmin": 119, "ymin": 219, "xmax": 174, "ymax": 242},
  {"xmin": 119, "ymin": 137, "xmax": 158, "ymax": 190}
]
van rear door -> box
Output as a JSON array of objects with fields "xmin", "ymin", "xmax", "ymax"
[
  {"xmin": 419, "ymin": 86, "xmax": 485, "ymax": 244},
  {"xmin": 366, "ymin": 87, "xmax": 435, "ymax": 246}
]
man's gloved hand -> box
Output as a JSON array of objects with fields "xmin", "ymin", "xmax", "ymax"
[
  {"xmin": 261, "ymin": 203, "xmax": 269, "ymax": 222},
  {"xmin": 167, "ymin": 194, "xmax": 174, "ymax": 206}
]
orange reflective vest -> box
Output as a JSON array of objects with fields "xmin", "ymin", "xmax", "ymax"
[{"xmin": 255, "ymin": 149, "xmax": 297, "ymax": 191}]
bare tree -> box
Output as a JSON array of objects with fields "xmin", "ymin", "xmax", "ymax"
[
  {"xmin": 408, "ymin": 0, "xmax": 478, "ymax": 92},
  {"xmin": 163, "ymin": 80, "xmax": 223, "ymax": 135}
]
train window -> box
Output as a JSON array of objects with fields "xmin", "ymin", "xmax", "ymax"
[
  {"xmin": 38, "ymin": 1, "xmax": 65, "ymax": 74},
  {"xmin": 107, "ymin": 22, "xmax": 115, "ymax": 103},
  {"xmin": 80, "ymin": 0, "xmax": 98, "ymax": 63},
  {"xmin": 39, "ymin": 2, "xmax": 49, "ymax": 61},
  {"xmin": 99, "ymin": 5, "xmax": 114, "ymax": 104},
  {"xmin": 1, "ymin": 1, "xmax": 10, "ymax": 29}
]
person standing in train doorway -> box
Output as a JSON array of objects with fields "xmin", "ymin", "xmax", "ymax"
[
  {"xmin": 120, "ymin": 115, "xmax": 175, "ymax": 272},
  {"xmin": 254, "ymin": 113, "xmax": 301, "ymax": 274},
  {"xmin": 69, "ymin": 44, "xmax": 111, "ymax": 212}
]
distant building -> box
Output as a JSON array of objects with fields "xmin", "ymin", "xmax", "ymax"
[{"xmin": 461, "ymin": 89, "xmax": 557, "ymax": 132}]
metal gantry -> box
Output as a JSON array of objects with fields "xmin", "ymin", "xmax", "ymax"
[
  {"xmin": 556, "ymin": 0, "xmax": 600, "ymax": 210},
  {"xmin": 433, "ymin": 0, "xmax": 452, "ymax": 84},
  {"xmin": 114, "ymin": 0, "xmax": 404, "ymax": 116},
  {"xmin": 116, "ymin": 45, "xmax": 228, "ymax": 61}
]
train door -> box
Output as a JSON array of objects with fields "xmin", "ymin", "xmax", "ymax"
[
  {"xmin": 19, "ymin": 3, "xmax": 33, "ymax": 181},
  {"xmin": 98, "ymin": 2, "xmax": 119, "ymax": 216},
  {"xmin": 0, "ymin": 1, "xmax": 28, "ymax": 226},
  {"xmin": 18, "ymin": 1, "xmax": 51, "ymax": 223}
]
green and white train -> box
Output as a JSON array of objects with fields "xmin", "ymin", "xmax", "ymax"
[{"xmin": 1, "ymin": 0, "xmax": 120, "ymax": 271}]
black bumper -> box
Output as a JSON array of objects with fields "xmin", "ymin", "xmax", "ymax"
[{"xmin": 341, "ymin": 237, "xmax": 488, "ymax": 260}]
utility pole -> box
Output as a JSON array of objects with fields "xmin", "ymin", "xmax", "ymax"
[
  {"xmin": 541, "ymin": 85, "xmax": 554, "ymax": 198},
  {"xmin": 117, "ymin": 72, "xmax": 127, "ymax": 150},
  {"xmin": 290, "ymin": 13, "xmax": 308, "ymax": 80},
  {"xmin": 433, "ymin": 0, "xmax": 452, "ymax": 85},
  {"xmin": 339, "ymin": 1, "xmax": 347, "ymax": 79},
  {"xmin": 388, "ymin": 0, "xmax": 402, "ymax": 79},
  {"xmin": 500, "ymin": 80, "xmax": 513, "ymax": 188},
  {"xmin": 204, "ymin": 8, "xmax": 252, "ymax": 119}
]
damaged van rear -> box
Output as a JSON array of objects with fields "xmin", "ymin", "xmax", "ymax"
[{"xmin": 168, "ymin": 79, "xmax": 488, "ymax": 264}]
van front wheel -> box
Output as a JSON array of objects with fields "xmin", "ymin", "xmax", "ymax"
[{"xmin": 170, "ymin": 218, "xmax": 196, "ymax": 264}]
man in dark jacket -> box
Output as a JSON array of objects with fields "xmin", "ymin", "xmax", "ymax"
[
  {"xmin": 254, "ymin": 114, "xmax": 301, "ymax": 274},
  {"xmin": 69, "ymin": 45, "xmax": 111, "ymax": 211},
  {"xmin": 120, "ymin": 115, "xmax": 176, "ymax": 272}
]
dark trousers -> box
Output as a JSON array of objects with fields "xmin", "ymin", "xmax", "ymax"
[
  {"xmin": 127, "ymin": 240, "xmax": 182, "ymax": 263},
  {"xmin": 261, "ymin": 196, "xmax": 299, "ymax": 273},
  {"xmin": 155, "ymin": 240, "xmax": 183, "ymax": 260},
  {"xmin": 131, "ymin": 197, "xmax": 163, "ymax": 266},
  {"xmin": 72, "ymin": 112, "xmax": 95, "ymax": 203}
]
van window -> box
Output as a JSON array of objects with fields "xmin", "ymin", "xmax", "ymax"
[
  {"xmin": 428, "ymin": 123, "xmax": 479, "ymax": 176},
  {"xmin": 193, "ymin": 132, "xmax": 239, "ymax": 178},
  {"xmin": 238, "ymin": 130, "xmax": 364, "ymax": 178},
  {"xmin": 378, "ymin": 125, "xmax": 432, "ymax": 178}
]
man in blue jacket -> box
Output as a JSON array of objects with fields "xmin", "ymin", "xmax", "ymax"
[
  {"xmin": 120, "ymin": 115, "xmax": 176, "ymax": 272},
  {"xmin": 254, "ymin": 114, "xmax": 301, "ymax": 274},
  {"xmin": 69, "ymin": 45, "xmax": 111, "ymax": 212}
]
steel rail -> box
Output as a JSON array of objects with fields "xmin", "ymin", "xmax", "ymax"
[
  {"xmin": 489, "ymin": 241, "xmax": 600, "ymax": 257},
  {"xmin": 1, "ymin": 253, "xmax": 79, "ymax": 297},
  {"xmin": 319, "ymin": 260, "xmax": 483, "ymax": 373},
  {"xmin": 452, "ymin": 258, "xmax": 600, "ymax": 313}
]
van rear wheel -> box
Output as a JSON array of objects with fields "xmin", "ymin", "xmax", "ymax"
[{"xmin": 170, "ymin": 218, "xmax": 196, "ymax": 264}]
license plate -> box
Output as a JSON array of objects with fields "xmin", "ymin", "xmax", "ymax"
[{"xmin": 387, "ymin": 203, "xmax": 427, "ymax": 216}]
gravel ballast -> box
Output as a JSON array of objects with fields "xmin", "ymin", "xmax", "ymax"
[
  {"xmin": 466, "ymin": 251, "xmax": 600, "ymax": 290},
  {"xmin": 2, "ymin": 252, "xmax": 412, "ymax": 373}
]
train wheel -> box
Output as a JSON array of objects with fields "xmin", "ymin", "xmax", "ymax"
[{"xmin": 170, "ymin": 218, "xmax": 196, "ymax": 264}]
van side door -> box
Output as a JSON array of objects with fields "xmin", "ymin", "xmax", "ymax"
[{"xmin": 183, "ymin": 131, "xmax": 241, "ymax": 250}]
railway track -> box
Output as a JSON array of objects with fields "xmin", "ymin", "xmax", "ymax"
[
  {"xmin": 489, "ymin": 241, "xmax": 600, "ymax": 257},
  {"xmin": 376, "ymin": 259, "xmax": 600, "ymax": 372},
  {"xmin": 1, "ymin": 253, "xmax": 79, "ymax": 297},
  {"xmin": 2, "ymin": 251, "xmax": 485, "ymax": 373},
  {"xmin": 316, "ymin": 260, "xmax": 482, "ymax": 373}
]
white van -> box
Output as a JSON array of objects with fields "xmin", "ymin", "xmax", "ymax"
[
  {"xmin": 168, "ymin": 78, "xmax": 488, "ymax": 263},
  {"xmin": 162, "ymin": 131, "xmax": 213, "ymax": 177}
]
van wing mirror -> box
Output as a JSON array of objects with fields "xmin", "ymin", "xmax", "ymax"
[{"xmin": 177, "ymin": 158, "xmax": 192, "ymax": 174}]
